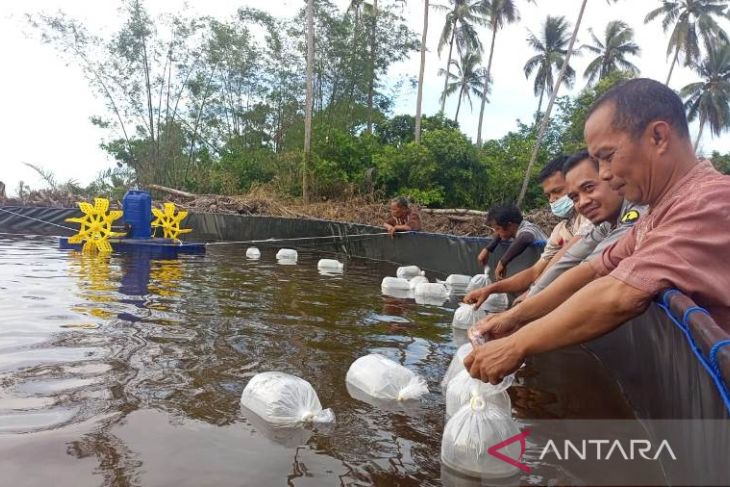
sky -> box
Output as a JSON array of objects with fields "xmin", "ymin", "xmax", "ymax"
[{"xmin": 1, "ymin": 0, "xmax": 729, "ymax": 196}]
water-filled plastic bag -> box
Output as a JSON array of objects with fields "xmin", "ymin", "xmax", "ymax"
[
  {"xmin": 445, "ymin": 369, "xmax": 512, "ymax": 418},
  {"xmin": 452, "ymin": 303, "xmax": 486, "ymax": 330},
  {"xmin": 441, "ymin": 396, "xmax": 522, "ymax": 478},
  {"xmin": 441, "ymin": 343, "xmax": 473, "ymax": 391},
  {"xmin": 276, "ymin": 248, "xmax": 298, "ymax": 262},
  {"xmin": 466, "ymin": 274, "xmax": 490, "ymax": 293},
  {"xmin": 414, "ymin": 282, "xmax": 448, "ymax": 299},
  {"xmin": 397, "ymin": 265, "xmax": 424, "ymax": 280},
  {"xmin": 318, "ymin": 259, "xmax": 344, "ymax": 272},
  {"xmin": 409, "ymin": 275, "xmax": 429, "ymax": 290},
  {"xmin": 346, "ymin": 353, "xmax": 428, "ymax": 401},
  {"xmin": 382, "ymin": 277, "xmax": 410, "ymax": 291},
  {"xmin": 446, "ymin": 274, "xmax": 471, "ymax": 294},
  {"xmin": 240, "ymin": 371, "xmax": 335, "ymax": 426},
  {"xmin": 246, "ymin": 247, "xmax": 261, "ymax": 259},
  {"xmin": 481, "ymin": 293, "xmax": 509, "ymax": 313}
]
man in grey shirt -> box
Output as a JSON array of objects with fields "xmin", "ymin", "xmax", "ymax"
[{"xmin": 527, "ymin": 150, "xmax": 646, "ymax": 297}]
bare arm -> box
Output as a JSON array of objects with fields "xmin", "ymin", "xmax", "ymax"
[
  {"xmin": 464, "ymin": 258, "xmax": 549, "ymax": 308},
  {"xmin": 465, "ymin": 275, "xmax": 651, "ymax": 384}
]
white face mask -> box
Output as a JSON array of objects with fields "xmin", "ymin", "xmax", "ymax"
[{"xmin": 550, "ymin": 195, "xmax": 575, "ymax": 218}]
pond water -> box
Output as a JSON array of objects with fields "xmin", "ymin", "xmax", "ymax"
[{"xmin": 0, "ymin": 235, "xmax": 635, "ymax": 486}]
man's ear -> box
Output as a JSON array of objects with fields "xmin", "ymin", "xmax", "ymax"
[{"xmin": 648, "ymin": 121, "xmax": 671, "ymax": 154}]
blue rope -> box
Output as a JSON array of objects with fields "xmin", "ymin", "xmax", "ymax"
[
  {"xmin": 709, "ymin": 340, "xmax": 730, "ymax": 378},
  {"xmin": 658, "ymin": 302, "xmax": 730, "ymax": 414},
  {"xmin": 682, "ymin": 306, "xmax": 710, "ymax": 326},
  {"xmin": 660, "ymin": 289, "xmax": 682, "ymax": 309}
]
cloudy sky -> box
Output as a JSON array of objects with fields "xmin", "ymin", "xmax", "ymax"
[{"xmin": 1, "ymin": 0, "xmax": 728, "ymax": 196}]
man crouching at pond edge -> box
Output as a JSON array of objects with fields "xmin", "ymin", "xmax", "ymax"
[{"xmin": 466, "ymin": 78, "xmax": 730, "ymax": 385}]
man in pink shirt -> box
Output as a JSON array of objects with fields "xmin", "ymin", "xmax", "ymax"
[{"xmin": 465, "ymin": 78, "xmax": 730, "ymax": 384}]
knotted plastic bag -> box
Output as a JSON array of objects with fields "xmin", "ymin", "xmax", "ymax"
[
  {"xmin": 466, "ymin": 274, "xmax": 490, "ymax": 293},
  {"xmin": 481, "ymin": 293, "xmax": 509, "ymax": 313},
  {"xmin": 451, "ymin": 303, "xmax": 486, "ymax": 330},
  {"xmin": 409, "ymin": 275, "xmax": 429, "ymax": 290},
  {"xmin": 276, "ymin": 248, "xmax": 298, "ymax": 262},
  {"xmin": 445, "ymin": 274, "xmax": 471, "ymax": 294},
  {"xmin": 346, "ymin": 353, "xmax": 428, "ymax": 402},
  {"xmin": 441, "ymin": 396, "xmax": 522, "ymax": 479},
  {"xmin": 246, "ymin": 247, "xmax": 261, "ymax": 259},
  {"xmin": 445, "ymin": 369, "xmax": 513, "ymax": 418},
  {"xmin": 441, "ymin": 343, "xmax": 473, "ymax": 391},
  {"xmin": 414, "ymin": 282, "xmax": 448, "ymax": 299},
  {"xmin": 396, "ymin": 265, "xmax": 424, "ymax": 280},
  {"xmin": 240, "ymin": 372, "xmax": 335, "ymax": 426}
]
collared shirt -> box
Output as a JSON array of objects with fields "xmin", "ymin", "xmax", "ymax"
[
  {"xmin": 590, "ymin": 161, "xmax": 730, "ymax": 329},
  {"xmin": 540, "ymin": 212, "xmax": 593, "ymax": 261},
  {"xmin": 528, "ymin": 200, "xmax": 646, "ymax": 296}
]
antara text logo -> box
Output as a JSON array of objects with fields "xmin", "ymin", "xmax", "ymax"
[{"xmin": 539, "ymin": 438, "xmax": 677, "ymax": 462}]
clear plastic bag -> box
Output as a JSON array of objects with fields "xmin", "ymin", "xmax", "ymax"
[
  {"xmin": 409, "ymin": 275, "xmax": 429, "ymax": 290},
  {"xmin": 346, "ymin": 353, "xmax": 428, "ymax": 402},
  {"xmin": 381, "ymin": 277, "xmax": 411, "ymax": 293},
  {"xmin": 414, "ymin": 282, "xmax": 448, "ymax": 299},
  {"xmin": 318, "ymin": 259, "xmax": 344, "ymax": 272},
  {"xmin": 445, "ymin": 274, "xmax": 471, "ymax": 294},
  {"xmin": 445, "ymin": 370, "xmax": 512, "ymax": 418},
  {"xmin": 240, "ymin": 371, "xmax": 335, "ymax": 426},
  {"xmin": 441, "ymin": 343, "xmax": 473, "ymax": 391},
  {"xmin": 466, "ymin": 274, "xmax": 490, "ymax": 293},
  {"xmin": 246, "ymin": 247, "xmax": 261, "ymax": 259},
  {"xmin": 396, "ymin": 265, "xmax": 424, "ymax": 280},
  {"xmin": 451, "ymin": 303, "xmax": 486, "ymax": 330},
  {"xmin": 441, "ymin": 396, "xmax": 522, "ymax": 479},
  {"xmin": 480, "ymin": 293, "xmax": 509, "ymax": 313},
  {"xmin": 276, "ymin": 248, "xmax": 298, "ymax": 262}
]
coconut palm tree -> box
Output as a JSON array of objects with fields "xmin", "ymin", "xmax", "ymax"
[
  {"xmin": 437, "ymin": 0, "xmax": 486, "ymax": 113},
  {"xmin": 681, "ymin": 41, "xmax": 730, "ymax": 151},
  {"xmin": 583, "ymin": 20, "xmax": 640, "ymax": 85},
  {"xmin": 475, "ymin": 0, "xmax": 533, "ymax": 146},
  {"xmin": 415, "ymin": 0, "xmax": 429, "ymax": 143},
  {"xmin": 524, "ymin": 15, "xmax": 575, "ymax": 118},
  {"xmin": 644, "ymin": 0, "xmax": 730, "ymax": 85},
  {"xmin": 439, "ymin": 52, "xmax": 488, "ymax": 122}
]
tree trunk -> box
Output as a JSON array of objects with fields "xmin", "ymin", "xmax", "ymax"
[
  {"xmin": 414, "ymin": 0, "xmax": 429, "ymax": 144},
  {"xmin": 366, "ymin": 0, "xmax": 378, "ymax": 134},
  {"xmin": 517, "ymin": 0, "xmax": 587, "ymax": 207},
  {"xmin": 441, "ymin": 27, "xmax": 456, "ymax": 114},
  {"xmin": 454, "ymin": 83, "xmax": 465, "ymax": 122},
  {"xmin": 304, "ymin": 0, "xmax": 315, "ymax": 203},
  {"xmin": 666, "ymin": 45, "xmax": 680, "ymax": 85},
  {"xmin": 536, "ymin": 86, "xmax": 545, "ymax": 121},
  {"xmin": 694, "ymin": 117, "xmax": 705, "ymax": 153},
  {"xmin": 476, "ymin": 24, "xmax": 498, "ymax": 146}
]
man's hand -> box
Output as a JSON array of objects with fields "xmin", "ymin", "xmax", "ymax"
[
  {"xmin": 469, "ymin": 311, "xmax": 522, "ymax": 341},
  {"xmin": 477, "ymin": 248, "xmax": 489, "ymax": 266},
  {"xmin": 464, "ymin": 335, "xmax": 524, "ymax": 385},
  {"xmin": 384, "ymin": 223, "xmax": 396, "ymax": 238},
  {"xmin": 463, "ymin": 287, "xmax": 491, "ymax": 309},
  {"xmin": 495, "ymin": 261, "xmax": 506, "ymax": 280}
]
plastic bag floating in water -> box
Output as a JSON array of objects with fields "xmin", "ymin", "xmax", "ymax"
[
  {"xmin": 246, "ymin": 247, "xmax": 261, "ymax": 259},
  {"xmin": 409, "ymin": 275, "xmax": 429, "ymax": 290},
  {"xmin": 414, "ymin": 282, "xmax": 449, "ymax": 305},
  {"xmin": 346, "ymin": 353, "xmax": 428, "ymax": 402},
  {"xmin": 276, "ymin": 248, "xmax": 298, "ymax": 262},
  {"xmin": 480, "ymin": 293, "xmax": 509, "ymax": 313},
  {"xmin": 445, "ymin": 274, "xmax": 471, "ymax": 294},
  {"xmin": 441, "ymin": 396, "xmax": 522, "ymax": 479},
  {"xmin": 441, "ymin": 343, "xmax": 473, "ymax": 391},
  {"xmin": 240, "ymin": 371, "xmax": 335, "ymax": 426},
  {"xmin": 466, "ymin": 274, "xmax": 490, "ymax": 293},
  {"xmin": 317, "ymin": 259, "xmax": 344, "ymax": 273},
  {"xmin": 445, "ymin": 370, "xmax": 512, "ymax": 419},
  {"xmin": 396, "ymin": 265, "xmax": 424, "ymax": 280},
  {"xmin": 452, "ymin": 303, "xmax": 486, "ymax": 330}
]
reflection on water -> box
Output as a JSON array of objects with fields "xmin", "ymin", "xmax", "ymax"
[{"xmin": 0, "ymin": 236, "xmax": 634, "ymax": 486}]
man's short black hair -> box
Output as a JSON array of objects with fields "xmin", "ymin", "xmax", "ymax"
[
  {"xmin": 587, "ymin": 78, "xmax": 690, "ymax": 140},
  {"xmin": 538, "ymin": 155, "xmax": 569, "ymax": 182},
  {"xmin": 487, "ymin": 204, "xmax": 523, "ymax": 228},
  {"xmin": 562, "ymin": 149, "xmax": 597, "ymax": 175},
  {"xmin": 391, "ymin": 196, "xmax": 409, "ymax": 208}
]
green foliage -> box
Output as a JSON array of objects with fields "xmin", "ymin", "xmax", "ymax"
[{"xmin": 710, "ymin": 151, "xmax": 730, "ymax": 175}]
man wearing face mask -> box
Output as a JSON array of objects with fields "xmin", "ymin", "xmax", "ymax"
[
  {"xmin": 465, "ymin": 155, "xmax": 592, "ymax": 309},
  {"xmin": 464, "ymin": 78, "xmax": 730, "ymax": 385}
]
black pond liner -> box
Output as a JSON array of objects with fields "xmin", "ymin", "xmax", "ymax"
[{"xmin": 2, "ymin": 205, "xmax": 730, "ymax": 484}]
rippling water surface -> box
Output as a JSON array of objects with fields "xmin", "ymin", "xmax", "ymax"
[{"xmin": 0, "ymin": 236, "xmax": 634, "ymax": 486}]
